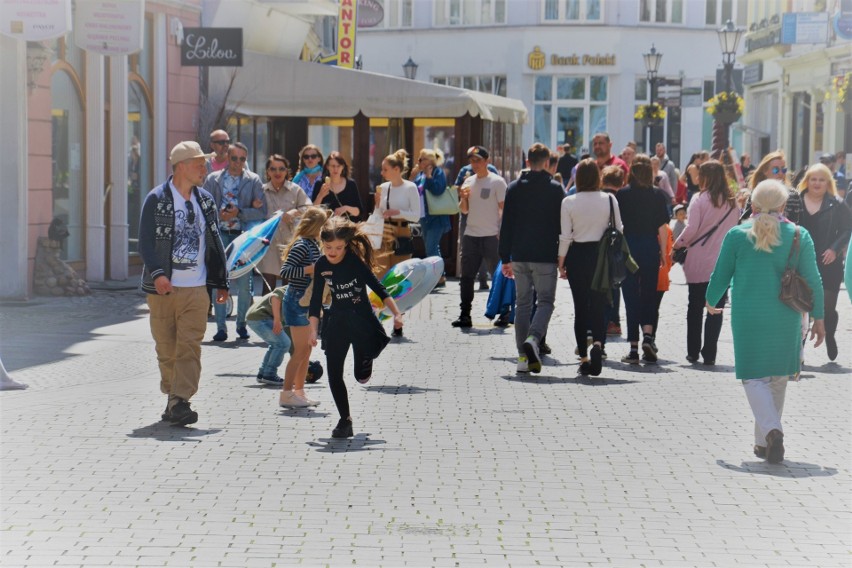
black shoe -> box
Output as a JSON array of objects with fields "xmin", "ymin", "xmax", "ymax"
[
  {"xmin": 702, "ymin": 359, "xmax": 716, "ymax": 366},
  {"xmin": 355, "ymin": 357, "xmax": 373, "ymax": 384},
  {"xmin": 579, "ymin": 361, "xmax": 591, "ymax": 375},
  {"xmin": 826, "ymin": 335, "xmax": 838, "ymax": 361},
  {"xmin": 392, "ymin": 326, "xmax": 403, "ymax": 338},
  {"xmin": 305, "ymin": 360, "xmax": 323, "ymax": 384},
  {"xmin": 686, "ymin": 355, "xmax": 699, "ymax": 364},
  {"xmin": 332, "ymin": 418, "xmax": 353, "ymax": 438},
  {"xmin": 451, "ymin": 315, "xmax": 472, "ymax": 328},
  {"xmin": 641, "ymin": 337, "xmax": 658, "ymax": 363},
  {"xmin": 163, "ymin": 399, "xmax": 198, "ymax": 426},
  {"xmin": 478, "ymin": 281, "xmax": 489, "ymax": 291},
  {"xmin": 766, "ymin": 429, "xmax": 785, "ymax": 463},
  {"xmin": 494, "ymin": 314, "xmax": 510, "ymax": 328},
  {"xmin": 589, "ymin": 344, "xmax": 603, "ymax": 376},
  {"xmin": 212, "ymin": 330, "xmax": 227, "ymax": 342},
  {"xmin": 539, "ymin": 341, "xmax": 552, "ymax": 355},
  {"xmin": 236, "ymin": 326, "xmax": 249, "ymax": 340}
]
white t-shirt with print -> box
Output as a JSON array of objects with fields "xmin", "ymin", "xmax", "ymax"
[
  {"xmin": 169, "ymin": 183, "xmax": 207, "ymax": 287},
  {"xmin": 461, "ymin": 172, "xmax": 507, "ymax": 237}
]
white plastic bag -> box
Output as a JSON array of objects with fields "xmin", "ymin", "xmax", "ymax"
[{"xmin": 362, "ymin": 211, "xmax": 384, "ymax": 250}]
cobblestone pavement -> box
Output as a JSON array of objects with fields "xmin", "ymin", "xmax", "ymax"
[{"xmin": 1, "ymin": 270, "xmax": 851, "ymax": 567}]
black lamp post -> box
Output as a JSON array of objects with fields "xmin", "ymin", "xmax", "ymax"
[
  {"xmin": 402, "ymin": 57, "xmax": 418, "ymax": 80},
  {"xmin": 642, "ymin": 45, "xmax": 663, "ymax": 151},
  {"xmin": 712, "ymin": 19, "xmax": 745, "ymax": 156}
]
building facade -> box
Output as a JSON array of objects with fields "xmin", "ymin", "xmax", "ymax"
[{"xmin": 355, "ymin": 0, "xmax": 751, "ymax": 168}]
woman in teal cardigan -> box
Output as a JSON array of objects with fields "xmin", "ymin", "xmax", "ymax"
[{"xmin": 706, "ymin": 180, "xmax": 825, "ymax": 464}]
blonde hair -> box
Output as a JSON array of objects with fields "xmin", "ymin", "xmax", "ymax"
[
  {"xmin": 747, "ymin": 180, "xmax": 788, "ymax": 252},
  {"xmin": 797, "ymin": 163, "xmax": 837, "ymax": 196},
  {"xmin": 749, "ymin": 150, "xmax": 786, "ymax": 190},
  {"xmin": 384, "ymin": 149, "xmax": 410, "ymax": 177},
  {"xmin": 418, "ymin": 148, "xmax": 445, "ymax": 168},
  {"xmin": 281, "ymin": 206, "xmax": 332, "ymax": 261}
]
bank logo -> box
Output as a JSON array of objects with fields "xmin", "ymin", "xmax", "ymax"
[{"xmin": 528, "ymin": 46, "xmax": 545, "ymax": 70}]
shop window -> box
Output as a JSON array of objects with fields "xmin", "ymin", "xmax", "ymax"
[
  {"xmin": 358, "ymin": 0, "xmax": 414, "ymax": 28},
  {"xmin": 431, "ymin": 75, "xmax": 508, "ymax": 96},
  {"xmin": 639, "ymin": 0, "xmax": 683, "ymax": 24},
  {"xmin": 534, "ymin": 75, "xmax": 609, "ymax": 151},
  {"xmin": 307, "ymin": 118, "xmax": 355, "ymax": 167},
  {"xmin": 127, "ymin": 81, "xmax": 153, "ymax": 255},
  {"xmin": 542, "ymin": 0, "xmax": 602, "ymax": 21},
  {"xmin": 706, "ymin": 0, "xmax": 747, "ymax": 26},
  {"xmin": 413, "ymin": 118, "xmax": 456, "ymax": 178},
  {"xmin": 434, "ymin": 0, "xmax": 506, "ymax": 26},
  {"xmin": 557, "ymin": 77, "xmax": 585, "ymax": 100},
  {"xmin": 51, "ymin": 70, "xmax": 85, "ymax": 262}
]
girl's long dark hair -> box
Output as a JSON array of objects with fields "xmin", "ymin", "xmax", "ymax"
[
  {"xmin": 320, "ymin": 216, "xmax": 379, "ymax": 273},
  {"xmin": 698, "ymin": 160, "xmax": 735, "ymax": 208}
]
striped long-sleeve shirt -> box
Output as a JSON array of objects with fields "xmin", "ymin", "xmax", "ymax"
[{"xmin": 280, "ymin": 238, "xmax": 321, "ymax": 294}]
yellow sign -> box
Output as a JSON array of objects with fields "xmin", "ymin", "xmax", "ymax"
[
  {"xmin": 337, "ymin": 0, "xmax": 356, "ymax": 68},
  {"xmin": 527, "ymin": 48, "xmax": 616, "ymax": 69}
]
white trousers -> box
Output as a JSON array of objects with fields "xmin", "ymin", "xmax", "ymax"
[{"xmin": 742, "ymin": 376, "xmax": 789, "ymax": 446}]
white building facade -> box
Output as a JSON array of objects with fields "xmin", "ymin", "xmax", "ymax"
[{"xmin": 355, "ymin": 0, "xmax": 751, "ymax": 168}]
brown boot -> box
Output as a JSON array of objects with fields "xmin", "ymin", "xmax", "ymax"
[{"xmin": 765, "ymin": 429, "xmax": 785, "ymax": 464}]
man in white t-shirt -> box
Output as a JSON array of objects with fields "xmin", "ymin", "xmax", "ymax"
[{"xmin": 452, "ymin": 146, "xmax": 507, "ymax": 328}]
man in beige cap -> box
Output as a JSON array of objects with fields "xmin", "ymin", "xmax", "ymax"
[{"xmin": 138, "ymin": 141, "xmax": 230, "ymax": 426}]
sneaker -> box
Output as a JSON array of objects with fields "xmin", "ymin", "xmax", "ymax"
[
  {"xmin": 212, "ymin": 330, "xmax": 228, "ymax": 342},
  {"xmin": 451, "ymin": 315, "xmax": 473, "ymax": 328},
  {"xmin": 392, "ymin": 326, "xmax": 404, "ymax": 338},
  {"xmin": 434, "ymin": 276, "xmax": 446, "ymax": 288},
  {"xmin": 539, "ymin": 341, "xmax": 552, "ymax": 355},
  {"xmin": 164, "ymin": 399, "xmax": 198, "ymax": 426},
  {"xmin": 621, "ymin": 351, "xmax": 640, "ymax": 365},
  {"xmin": 279, "ymin": 391, "xmax": 311, "ymax": 408},
  {"xmin": 522, "ymin": 335, "xmax": 542, "ymax": 374},
  {"xmin": 765, "ymin": 429, "xmax": 785, "ymax": 464},
  {"xmin": 256, "ymin": 371, "xmax": 264, "ymax": 382},
  {"xmin": 294, "ymin": 390, "xmax": 320, "ymax": 407},
  {"xmin": 494, "ymin": 314, "xmax": 510, "ymax": 328},
  {"xmin": 258, "ymin": 374, "xmax": 285, "ymax": 386},
  {"xmin": 641, "ymin": 337, "xmax": 658, "ymax": 363},
  {"xmin": 478, "ymin": 280, "xmax": 489, "ymax": 291},
  {"xmin": 606, "ymin": 322, "xmax": 622, "ymax": 336},
  {"xmin": 578, "ymin": 360, "xmax": 591, "ymax": 375},
  {"xmin": 236, "ymin": 326, "xmax": 249, "ymax": 340},
  {"xmin": 516, "ymin": 356, "xmax": 529, "ymax": 373},
  {"xmin": 355, "ymin": 357, "xmax": 373, "ymax": 384},
  {"xmin": 589, "ymin": 344, "xmax": 603, "ymax": 376},
  {"xmin": 600, "ymin": 347, "xmax": 608, "ymax": 360},
  {"xmin": 332, "ymin": 418, "xmax": 354, "ymax": 438}
]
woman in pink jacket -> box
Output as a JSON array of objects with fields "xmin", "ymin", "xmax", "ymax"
[{"xmin": 672, "ymin": 160, "xmax": 740, "ymax": 365}]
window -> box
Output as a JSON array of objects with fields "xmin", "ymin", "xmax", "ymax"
[
  {"xmin": 706, "ymin": 0, "xmax": 746, "ymax": 26},
  {"xmin": 542, "ymin": 0, "xmax": 602, "ymax": 22},
  {"xmin": 357, "ymin": 0, "xmax": 413, "ymax": 29},
  {"xmin": 533, "ymin": 75, "xmax": 610, "ymax": 152},
  {"xmin": 639, "ymin": 0, "xmax": 683, "ymax": 24},
  {"xmin": 51, "ymin": 70, "xmax": 85, "ymax": 261},
  {"xmin": 434, "ymin": 0, "xmax": 506, "ymax": 26},
  {"xmin": 432, "ymin": 75, "xmax": 507, "ymax": 96}
]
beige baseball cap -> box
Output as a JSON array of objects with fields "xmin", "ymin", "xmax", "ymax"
[{"xmin": 169, "ymin": 141, "xmax": 214, "ymax": 166}]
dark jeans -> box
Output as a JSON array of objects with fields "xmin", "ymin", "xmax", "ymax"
[
  {"xmin": 622, "ymin": 235, "xmax": 660, "ymax": 343},
  {"xmin": 459, "ymin": 235, "xmax": 499, "ymax": 315},
  {"xmin": 651, "ymin": 290, "xmax": 665, "ymax": 335},
  {"xmin": 607, "ymin": 285, "xmax": 621, "ymax": 325},
  {"xmin": 565, "ymin": 242, "xmax": 607, "ymax": 358},
  {"xmin": 687, "ymin": 282, "xmax": 728, "ymax": 362}
]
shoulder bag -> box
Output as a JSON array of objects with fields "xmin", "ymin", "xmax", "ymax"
[
  {"xmin": 604, "ymin": 195, "xmax": 628, "ymax": 287},
  {"xmin": 424, "ymin": 184, "xmax": 460, "ymax": 216},
  {"xmin": 673, "ymin": 204, "xmax": 735, "ymax": 265},
  {"xmin": 779, "ymin": 227, "xmax": 814, "ymax": 314}
]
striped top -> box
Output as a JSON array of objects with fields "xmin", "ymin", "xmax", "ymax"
[{"xmin": 280, "ymin": 238, "xmax": 321, "ymax": 293}]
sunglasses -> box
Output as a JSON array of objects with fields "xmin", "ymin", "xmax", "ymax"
[
  {"xmin": 771, "ymin": 166, "xmax": 788, "ymax": 175},
  {"xmin": 211, "ymin": 140, "xmax": 230, "ymax": 146},
  {"xmin": 230, "ymin": 155, "xmax": 247, "ymax": 162},
  {"xmin": 185, "ymin": 201, "xmax": 195, "ymax": 225},
  {"xmin": 268, "ymin": 166, "xmax": 287, "ymax": 172},
  {"xmin": 303, "ymin": 154, "xmax": 320, "ymax": 160}
]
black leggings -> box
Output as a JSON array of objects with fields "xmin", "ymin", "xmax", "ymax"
[
  {"xmin": 323, "ymin": 326, "xmax": 367, "ymax": 420},
  {"xmin": 565, "ymin": 242, "xmax": 607, "ymax": 358},
  {"xmin": 687, "ymin": 282, "xmax": 727, "ymax": 361}
]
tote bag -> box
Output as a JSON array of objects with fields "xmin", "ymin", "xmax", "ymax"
[{"xmin": 424, "ymin": 185, "xmax": 460, "ymax": 216}]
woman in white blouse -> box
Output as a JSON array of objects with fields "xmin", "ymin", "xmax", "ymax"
[
  {"xmin": 373, "ymin": 149, "xmax": 421, "ymax": 284},
  {"xmin": 558, "ymin": 159, "xmax": 624, "ymax": 377}
]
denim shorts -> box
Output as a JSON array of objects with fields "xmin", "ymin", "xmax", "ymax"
[{"xmin": 283, "ymin": 286, "xmax": 310, "ymax": 327}]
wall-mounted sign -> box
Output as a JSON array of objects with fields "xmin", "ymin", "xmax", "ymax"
[
  {"xmin": 527, "ymin": 47, "xmax": 615, "ymax": 70},
  {"xmin": 833, "ymin": 12, "xmax": 852, "ymax": 40},
  {"xmin": 181, "ymin": 28, "xmax": 243, "ymax": 67},
  {"xmin": 337, "ymin": 0, "xmax": 356, "ymax": 68},
  {"xmin": 0, "ymin": 0, "xmax": 71, "ymax": 40},
  {"xmin": 745, "ymin": 28, "xmax": 781, "ymax": 52},
  {"xmin": 681, "ymin": 78, "xmax": 703, "ymax": 108},
  {"xmin": 357, "ymin": 0, "xmax": 383, "ymax": 28},
  {"xmin": 781, "ymin": 12, "xmax": 828, "ymax": 44},
  {"xmin": 743, "ymin": 62, "xmax": 763, "ymax": 85},
  {"xmin": 74, "ymin": 0, "xmax": 143, "ymax": 56}
]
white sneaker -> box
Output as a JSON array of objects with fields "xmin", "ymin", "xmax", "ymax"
[
  {"xmin": 517, "ymin": 356, "xmax": 529, "ymax": 373},
  {"xmin": 279, "ymin": 391, "xmax": 311, "ymax": 408},
  {"xmin": 522, "ymin": 336, "xmax": 542, "ymax": 373},
  {"xmin": 294, "ymin": 390, "xmax": 320, "ymax": 407}
]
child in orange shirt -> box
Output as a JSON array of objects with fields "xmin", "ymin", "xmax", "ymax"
[{"xmin": 650, "ymin": 223, "xmax": 674, "ymax": 340}]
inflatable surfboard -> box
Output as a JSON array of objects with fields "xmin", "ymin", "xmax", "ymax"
[
  {"xmin": 369, "ymin": 256, "xmax": 444, "ymax": 321},
  {"xmin": 225, "ymin": 211, "xmax": 283, "ymax": 279}
]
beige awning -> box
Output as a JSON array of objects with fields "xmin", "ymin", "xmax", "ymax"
[{"xmin": 210, "ymin": 51, "xmax": 528, "ymax": 124}]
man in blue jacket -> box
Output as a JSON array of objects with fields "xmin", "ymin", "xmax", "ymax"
[
  {"xmin": 203, "ymin": 142, "xmax": 266, "ymax": 341},
  {"xmin": 139, "ymin": 141, "xmax": 229, "ymax": 425}
]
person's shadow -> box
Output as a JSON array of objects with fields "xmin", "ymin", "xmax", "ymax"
[
  {"xmin": 716, "ymin": 459, "xmax": 839, "ymax": 478},
  {"xmin": 306, "ymin": 433, "xmax": 387, "ymax": 453},
  {"xmin": 127, "ymin": 422, "xmax": 222, "ymax": 442}
]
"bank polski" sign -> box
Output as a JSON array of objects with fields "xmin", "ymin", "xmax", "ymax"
[{"xmin": 181, "ymin": 27, "xmax": 242, "ymax": 67}]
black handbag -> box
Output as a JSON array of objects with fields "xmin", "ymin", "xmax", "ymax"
[
  {"xmin": 673, "ymin": 205, "xmax": 735, "ymax": 265},
  {"xmin": 779, "ymin": 227, "xmax": 814, "ymax": 314},
  {"xmin": 604, "ymin": 196, "xmax": 627, "ymax": 287}
]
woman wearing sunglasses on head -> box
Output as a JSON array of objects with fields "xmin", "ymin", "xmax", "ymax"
[
  {"xmin": 312, "ymin": 152, "xmax": 363, "ymax": 222},
  {"xmin": 257, "ymin": 155, "xmax": 311, "ymax": 292},
  {"xmin": 739, "ymin": 151, "xmax": 802, "ymax": 224},
  {"xmin": 292, "ymin": 145, "xmax": 325, "ymax": 200}
]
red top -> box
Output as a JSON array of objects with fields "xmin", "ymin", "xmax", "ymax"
[{"xmin": 599, "ymin": 155, "xmax": 629, "ymax": 178}]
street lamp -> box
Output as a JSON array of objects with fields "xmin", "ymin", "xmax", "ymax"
[
  {"xmin": 711, "ymin": 19, "xmax": 745, "ymax": 157},
  {"xmin": 402, "ymin": 57, "xmax": 418, "ymax": 80},
  {"xmin": 642, "ymin": 45, "xmax": 663, "ymax": 150}
]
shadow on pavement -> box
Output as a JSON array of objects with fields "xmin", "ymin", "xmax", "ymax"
[
  {"xmin": 364, "ymin": 384, "xmax": 440, "ymax": 394},
  {"xmin": 608, "ymin": 363, "xmax": 677, "ymax": 374},
  {"xmin": 127, "ymin": 422, "xmax": 223, "ymax": 442},
  {"xmin": 716, "ymin": 459, "xmax": 839, "ymax": 478},
  {"xmin": 306, "ymin": 433, "xmax": 387, "ymax": 453},
  {"xmin": 501, "ymin": 374, "xmax": 577, "ymax": 384},
  {"xmin": 571, "ymin": 376, "xmax": 641, "ymax": 386},
  {"xmin": 279, "ymin": 409, "xmax": 331, "ymax": 418},
  {"xmin": 802, "ymin": 362, "xmax": 850, "ymax": 375}
]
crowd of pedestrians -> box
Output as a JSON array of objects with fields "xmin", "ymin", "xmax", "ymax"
[{"xmin": 137, "ymin": 131, "xmax": 850, "ymax": 461}]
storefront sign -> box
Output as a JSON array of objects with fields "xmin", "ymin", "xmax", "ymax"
[
  {"xmin": 781, "ymin": 12, "xmax": 828, "ymax": 44},
  {"xmin": 745, "ymin": 28, "xmax": 781, "ymax": 52},
  {"xmin": 834, "ymin": 12, "xmax": 852, "ymax": 40},
  {"xmin": 743, "ymin": 62, "xmax": 763, "ymax": 85},
  {"xmin": 681, "ymin": 78, "xmax": 703, "ymax": 108},
  {"xmin": 0, "ymin": 0, "xmax": 71, "ymax": 40},
  {"xmin": 74, "ymin": 0, "xmax": 143, "ymax": 56},
  {"xmin": 357, "ymin": 0, "xmax": 383, "ymax": 28},
  {"xmin": 527, "ymin": 47, "xmax": 615, "ymax": 69},
  {"xmin": 337, "ymin": 0, "xmax": 357, "ymax": 68},
  {"xmin": 181, "ymin": 28, "xmax": 243, "ymax": 67}
]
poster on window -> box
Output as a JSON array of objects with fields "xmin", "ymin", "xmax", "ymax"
[
  {"xmin": 0, "ymin": 0, "xmax": 71, "ymax": 40},
  {"xmin": 74, "ymin": 0, "xmax": 143, "ymax": 56}
]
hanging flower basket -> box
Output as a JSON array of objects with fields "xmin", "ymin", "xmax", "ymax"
[
  {"xmin": 707, "ymin": 91, "xmax": 744, "ymax": 123},
  {"xmin": 714, "ymin": 110, "xmax": 741, "ymax": 123},
  {"xmin": 634, "ymin": 103, "xmax": 666, "ymax": 127},
  {"xmin": 827, "ymin": 72, "xmax": 851, "ymax": 113}
]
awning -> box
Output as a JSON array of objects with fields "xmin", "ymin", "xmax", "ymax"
[{"xmin": 210, "ymin": 51, "xmax": 528, "ymax": 124}]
